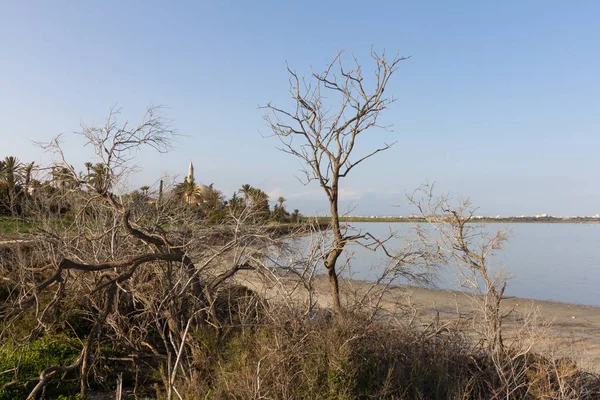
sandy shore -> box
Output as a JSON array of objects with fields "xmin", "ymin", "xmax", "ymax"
[
  {"xmin": 234, "ymin": 270, "xmax": 600, "ymax": 373},
  {"xmin": 392, "ymin": 285, "xmax": 600, "ymax": 372}
]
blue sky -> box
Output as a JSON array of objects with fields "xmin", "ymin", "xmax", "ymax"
[{"xmin": 1, "ymin": 1, "xmax": 599, "ymax": 216}]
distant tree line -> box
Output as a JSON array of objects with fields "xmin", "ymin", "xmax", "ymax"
[
  {"xmin": 172, "ymin": 178, "xmax": 301, "ymax": 224},
  {"xmin": 0, "ymin": 156, "xmax": 35, "ymax": 216},
  {"xmin": 0, "ymin": 155, "xmax": 302, "ymax": 225}
]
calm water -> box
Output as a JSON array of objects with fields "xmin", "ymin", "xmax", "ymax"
[{"xmin": 295, "ymin": 223, "xmax": 600, "ymax": 307}]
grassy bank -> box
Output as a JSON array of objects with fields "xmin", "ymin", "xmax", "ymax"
[
  {"xmin": 0, "ymin": 216, "xmax": 33, "ymax": 236},
  {"xmin": 3, "ymin": 214, "xmax": 600, "ymax": 399},
  {"xmin": 3, "ymin": 244, "xmax": 600, "ymax": 398},
  {"xmin": 2, "ymin": 290, "xmax": 599, "ymax": 399}
]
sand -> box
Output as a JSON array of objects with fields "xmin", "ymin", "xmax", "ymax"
[{"xmin": 234, "ymin": 269, "xmax": 600, "ymax": 373}]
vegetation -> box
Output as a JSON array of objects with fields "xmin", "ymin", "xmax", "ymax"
[
  {"xmin": 0, "ymin": 156, "xmax": 302, "ymax": 239},
  {"xmin": 0, "ymin": 106, "xmax": 314, "ymax": 399},
  {"xmin": 0, "ymin": 334, "xmax": 80, "ymax": 399},
  {"xmin": 0, "ymin": 217, "xmax": 32, "ymax": 236},
  {"xmin": 263, "ymin": 49, "xmax": 408, "ymax": 315},
  {"xmin": 0, "ymin": 51, "xmax": 599, "ymax": 399}
]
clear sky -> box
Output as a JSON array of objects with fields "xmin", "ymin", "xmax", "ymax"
[{"xmin": 1, "ymin": 1, "xmax": 599, "ymax": 216}]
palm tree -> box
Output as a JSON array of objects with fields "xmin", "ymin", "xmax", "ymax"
[
  {"xmin": 23, "ymin": 162, "xmax": 34, "ymax": 192},
  {"xmin": 0, "ymin": 156, "xmax": 23, "ymax": 189},
  {"xmin": 0, "ymin": 156, "xmax": 24, "ymax": 213},
  {"xmin": 0, "ymin": 159, "xmax": 5, "ymax": 190},
  {"xmin": 228, "ymin": 192, "xmax": 243, "ymax": 214},
  {"xmin": 292, "ymin": 209, "xmax": 300, "ymax": 223},
  {"xmin": 250, "ymin": 188, "xmax": 270, "ymax": 221},
  {"xmin": 277, "ymin": 196, "xmax": 286, "ymax": 210},
  {"xmin": 175, "ymin": 177, "xmax": 198, "ymax": 205},
  {"xmin": 140, "ymin": 185, "xmax": 150, "ymax": 195},
  {"xmin": 88, "ymin": 163, "xmax": 111, "ymax": 193},
  {"xmin": 240, "ymin": 184, "xmax": 253, "ymax": 206},
  {"xmin": 84, "ymin": 162, "xmax": 93, "ymax": 177},
  {"xmin": 204, "ymin": 183, "xmax": 224, "ymax": 211},
  {"xmin": 158, "ymin": 179, "xmax": 164, "ymax": 204},
  {"xmin": 51, "ymin": 166, "xmax": 73, "ymax": 195},
  {"xmin": 275, "ymin": 196, "xmax": 287, "ymax": 221},
  {"xmin": 251, "ymin": 189, "xmax": 268, "ymax": 206}
]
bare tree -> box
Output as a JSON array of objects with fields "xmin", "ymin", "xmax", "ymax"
[
  {"xmin": 263, "ymin": 49, "xmax": 408, "ymax": 315},
  {"xmin": 0, "ymin": 107, "xmax": 290, "ymax": 399},
  {"xmin": 407, "ymin": 184, "xmax": 541, "ymax": 396},
  {"xmin": 409, "ymin": 185, "xmax": 510, "ymax": 352}
]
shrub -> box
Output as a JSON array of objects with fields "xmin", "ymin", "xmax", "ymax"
[{"xmin": 0, "ymin": 334, "xmax": 80, "ymax": 400}]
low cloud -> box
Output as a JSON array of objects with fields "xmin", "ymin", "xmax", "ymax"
[
  {"xmin": 265, "ymin": 186, "xmax": 408, "ymax": 215},
  {"xmin": 267, "ymin": 188, "xmax": 323, "ymax": 200},
  {"xmin": 338, "ymin": 188, "xmax": 375, "ymax": 201},
  {"xmin": 268, "ymin": 187, "xmax": 377, "ymax": 202},
  {"xmin": 266, "ymin": 187, "xmax": 285, "ymax": 199}
]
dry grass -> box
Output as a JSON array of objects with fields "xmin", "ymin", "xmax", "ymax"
[
  {"xmin": 154, "ymin": 297, "xmax": 600, "ymax": 400},
  {"xmin": 2, "ymin": 248, "xmax": 600, "ymax": 400}
]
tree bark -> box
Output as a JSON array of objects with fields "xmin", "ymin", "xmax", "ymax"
[
  {"xmin": 327, "ymin": 262, "xmax": 342, "ymax": 315},
  {"xmin": 327, "ymin": 186, "xmax": 344, "ymax": 315}
]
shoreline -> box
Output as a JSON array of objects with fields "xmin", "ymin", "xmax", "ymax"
[
  {"xmin": 388, "ymin": 282, "xmax": 600, "ymax": 309},
  {"xmin": 308, "ymin": 217, "xmax": 600, "ymax": 224},
  {"xmin": 393, "ymin": 284, "xmax": 600, "ymax": 372},
  {"xmin": 236, "ymin": 270, "xmax": 600, "ymax": 373}
]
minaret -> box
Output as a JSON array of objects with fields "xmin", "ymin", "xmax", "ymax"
[{"xmin": 186, "ymin": 162, "xmax": 194, "ymax": 183}]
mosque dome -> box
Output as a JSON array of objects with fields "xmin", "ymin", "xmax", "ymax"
[{"xmin": 194, "ymin": 184, "xmax": 212, "ymax": 200}]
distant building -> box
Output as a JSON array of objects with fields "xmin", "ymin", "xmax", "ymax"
[
  {"xmin": 186, "ymin": 162, "xmax": 194, "ymax": 184},
  {"xmin": 184, "ymin": 162, "xmax": 214, "ymax": 206}
]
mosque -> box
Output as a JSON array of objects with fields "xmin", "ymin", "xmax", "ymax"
[{"xmin": 184, "ymin": 162, "xmax": 212, "ymax": 205}]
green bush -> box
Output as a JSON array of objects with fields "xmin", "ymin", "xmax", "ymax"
[{"xmin": 0, "ymin": 334, "xmax": 80, "ymax": 400}]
